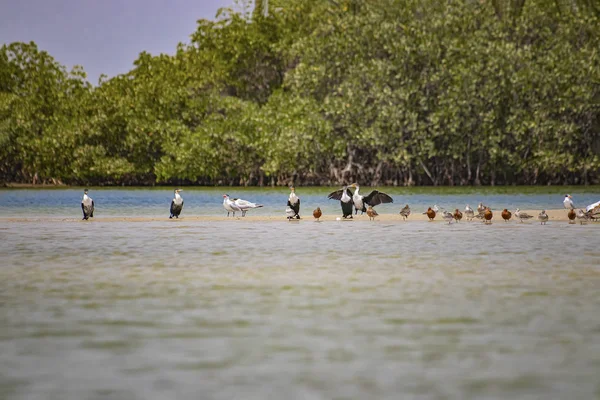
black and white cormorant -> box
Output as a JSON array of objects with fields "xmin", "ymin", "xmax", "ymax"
[
  {"xmin": 169, "ymin": 189, "xmax": 183, "ymax": 219},
  {"xmin": 81, "ymin": 188, "xmax": 94, "ymax": 220},
  {"xmin": 327, "ymin": 185, "xmax": 354, "ymax": 219},
  {"xmin": 286, "ymin": 186, "xmax": 300, "ymax": 219},
  {"xmin": 349, "ymin": 183, "xmax": 393, "ymax": 214}
]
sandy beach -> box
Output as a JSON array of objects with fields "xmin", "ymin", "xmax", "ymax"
[{"xmin": 0, "ymin": 209, "xmax": 592, "ymax": 223}]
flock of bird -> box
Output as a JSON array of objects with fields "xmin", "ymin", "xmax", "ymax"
[{"xmin": 79, "ymin": 187, "xmax": 600, "ymax": 224}]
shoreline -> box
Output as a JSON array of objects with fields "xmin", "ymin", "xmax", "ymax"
[{"xmin": 0, "ymin": 210, "xmax": 590, "ymax": 223}]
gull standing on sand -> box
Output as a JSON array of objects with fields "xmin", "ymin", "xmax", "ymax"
[
  {"xmin": 464, "ymin": 205, "xmax": 474, "ymax": 221},
  {"xmin": 399, "ymin": 204, "xmax": 411, "ymax": 221},
  {"xmin": 234, "ymin": 197, "xmax": 264, "ymax": 217},
  {"xmin": 442, "ymin": 210, "xmax": 454, "ymax": 224},
  {"xmin": 477, "ymin": 203, "xmax": 487, "ymax": 214},
  {"xmin": 327, "ymin": 185, "xmax": 355, "ymax": 219},
  {"xmin": 576, "ymin": 209, "xmax": 589, "ymax": 225},
  {"xmin": 349, "ymin": 183, "xmax": 393, "ymax": 215},
  {"xmin": 81, "ymin": 189, "xmax": 94, "ymax": 220},
  {"xmin": 223, "ymin": 194, "xmax": 242, "ymax": 217},
  {"xmin": 563, "ymin": 194, "xmax": 575, "ymax": 210},
  {"xmin": 169, "ymin": 189, "xmax": 184, "ymax": 219},
  {"xmin": 538, "ymin": 210, "xmax": 548, "ymax": 225},
  {"xmin": 515, "ymin": 208, "xmax": 534, "ymax": 223},
  {"xmin": 286, "ymin": 186, "xmax": 300, "ymax": 219}
]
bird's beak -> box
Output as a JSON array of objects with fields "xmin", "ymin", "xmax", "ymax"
[{"xmin": 350, "ymin": 183, "xmax": 356, "ymax": 188}]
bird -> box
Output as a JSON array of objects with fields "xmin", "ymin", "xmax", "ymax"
[
  {"xmin": 286, "ymin": 186, "xmax": 300, "ymax": 219},
  {"xmin": 349, "ymin": 183, "xmax": 393, "ymax": 215},
  {"xmin": 366, "ymin": 205, "xmax": 378, "ymax": 221},
  {"xmin": 442, "ymin": 210, "xmax": 454, "ymax": 224},
  {"xmin": 432, "ymin": 204, "xmax": 440, "ymax": 213},
  {"xmin": 169, "ymin": 189, "xmax": 184, "ymax": 219},
  {"xmin": 563, "ymin": 194, "xmax": 575, "ymax": 210},
  {"xmin": 576, "ymin": 209, "xmax": 589, "ymax": 225},
  {"xmin": 501, "ymin": 209, "xmax": 512, "ymax": 222},
  {"xmin": 81, "ymin": 188, "xmax": 94, "ymax": 220},
  {"xmin": 484, "ymin": 207, "xmax": 493, "ymax": 224},
  {"xmin": 313, "ymin": 207, "xmax": 322, "ymax": 221},
  {"xmin": 477, "ymin": 202, "xmax": 487, "ymax": 214},
  {"xmin": 223, "ymin": 194, "xmax": 243, "ymax": 217},
  {"xmin": 567, "ymin": 209, "xmax": 576, "ymax": 224},
  {"xmin": 453, "ymin": 209, "xmax": 463, "ymax": 222},
  {"xmin": 586, "ymin": 200, "xmax": 600, "ymax": 219},
  {"xmin": 327, "ymin": 185, "xmax": 355, "ymax": 219},
  {"xmin": 234, "ymin": 198, "xmax": 264, "ymax": 217},
  {"xmin": 424, "ymin": 207, "xmax": 436, "ymax": 221},
  {"xmin": 515, "ymin": 208, "xmax": 534, "ymax": 223},
  {"xmin": 399, "ymin": 204, "xmax": 411, "ymax": 221},
  {"xmin": 538, "ymin": 210, "xmax": 548, "ymax": 225},
  {"xmin": 464, "ymin": 205, "xmax": 474, "ymax": 221}
]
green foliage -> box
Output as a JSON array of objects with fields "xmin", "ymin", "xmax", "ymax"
[{"xmin": 0, "ymin": 0, "xmax": 598, "ymax": 185}]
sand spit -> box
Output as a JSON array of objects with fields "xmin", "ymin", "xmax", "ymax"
[{"xmin": 0, "ymin": 209, "xmax": 593, "ymax": 224}]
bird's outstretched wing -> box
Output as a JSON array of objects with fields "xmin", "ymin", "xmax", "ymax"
[
  {"xmin": 363, "ymin": 191, "xmax": 393, "ymax": 207},
  {"xmin": 327, "ymin": 189, "xmax": 344, "ymax": 200}
]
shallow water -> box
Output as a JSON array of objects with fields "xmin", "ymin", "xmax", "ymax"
[{"xmin": 1, "ymin": 189, "xmax": 600, "ymax": 399}]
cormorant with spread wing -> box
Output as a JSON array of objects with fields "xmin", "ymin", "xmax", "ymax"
[
  {"xmin": 349, "ymin": 183, "xmax": 393, "ymax": 214},
  {"xmin": 327, "ymin": 185, "xmax": 354, "ymax": 219}
]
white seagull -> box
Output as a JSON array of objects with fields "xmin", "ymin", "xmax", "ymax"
[
  {"xmin": 576, "ymin": 209, "xmax": 589, "ymax": 225},
  {"xmin": 223, "ymin": 194, "xmax": 243, "ymax": 217},
  {"xmin": 515, "ymin": 208, "xmax": 534, "ymax": 223},
  {"xmin": 538, "ymin": 210, "xmax": 548, "ymax": 225},
  {"xmin": 233, "ymin": 198, "xmax": 264, "ymax": 217},
  {"xmin": 169, "ymin": 189, "xmax": 184, "ymax": 219},
  {"xmin": 464, "ymin": 204, "xmax": 474, "ymax": 221},
  {"xmin": 477, "ymin": 202, "xmax": 487, "ymax": 214},
  {"xmin": 81, "ymin": 188, "xmax": 94, "ymax": 220},
  {"xmin": 563, "ymin": 194, "xmax": 575, "ymax": 210},
  {"xmin": 442, "ymin": 209, "xmax": 454, "ymax": 224}
]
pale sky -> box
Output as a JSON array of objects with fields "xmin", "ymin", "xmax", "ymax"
[{"xmin": 0, "ymin": 0, "xmax": 234, "ymax": 83}]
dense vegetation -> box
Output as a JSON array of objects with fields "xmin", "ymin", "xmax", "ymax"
[{"xmin": 1, "ymin": 0, "xmax": 599, "ymax": 186}]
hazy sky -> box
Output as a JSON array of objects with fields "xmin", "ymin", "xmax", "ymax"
[{"xmin": 0, "ymin": 0, "xmax": 234, "ymax": 83}]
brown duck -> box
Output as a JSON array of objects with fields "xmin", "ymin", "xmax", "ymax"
[
  {"xmin": 366, "ymin": 205, "xmax": 378, "ymax": 221},
  {"xmin": 567, "ymin": 208, "xmax": 576, "ymax": 224},
  {"xmin": 425, "ymin": 207, "xmax": 436, "ymax": 221},
  {"xmin": 501, "ymin": 209, "xmax": 511, "ymax": 222},
  {"xmin": 313, "ymin": 207, "xmax": 322, "ymax": 221},
  {"xmin": 453, "ymin": 209, "xmax": 462, "ymax": 222},
  {"xmin": 484, "ymin": 208, "xmax": 493, "ymax": 224}
]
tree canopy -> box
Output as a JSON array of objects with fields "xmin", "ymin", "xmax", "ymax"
[{"xmin": 1, "ymin": 0, "xmax": 598, "ymax": 186}]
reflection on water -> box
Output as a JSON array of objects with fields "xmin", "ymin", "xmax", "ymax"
[{"xmin": 1, "ymin": 217, "xmax": 599, "ymax": 400}]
